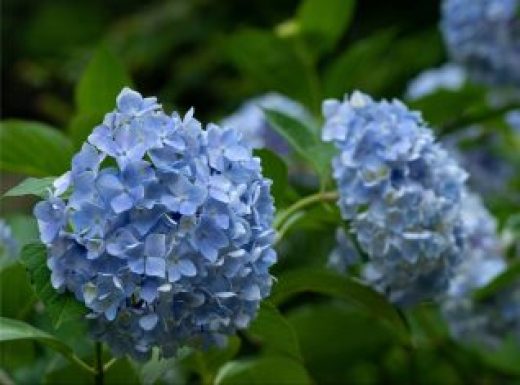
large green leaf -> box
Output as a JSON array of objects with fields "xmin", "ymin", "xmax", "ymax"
[
  {"xmin": 3, "ymin": 177, "xmax": 55, "ymax": 199},
  {"xmin": 254, "ymin": 149, "xmax": 288, "ymax": 207},
  {"xmin": 20, "ymin": 242, "xmax": 86, "ymax": 328},
  {"xmin": 0, "ymin": 317, "xmax": 74, "ymax": 359},
  {"xmin": 248, "ymin": 302, "xmax": 303, "ymax": 361},
  {"xmin": 270, "ymin": 268, "xmax": 409, "ymax": 341},
  {"xmin": 0, "ymin": 120, "xmax": 73, "ymax": 177},
  {"xmin": 408, "ymin": 86, "xmax": 488, "ymax": 132},
  {"xmin": 288, "ymin": 303, "xmax": 396, "ymax": 384},
  {"xmin": 0, "ymin": 264, "xmax": 35, "ymax": 318},
  {"xmin": 215, "ymin": 355, "xmax": 312, "ymax": 385},
  {"xmin": 225, "ymin": 29, "xmax": 320, "ymax": 111},
  {"xmin": 263, "ymin": 109, "xmax": 335, "ymax": 182},
  {"xmin": 75, "ymin": 45, "xmax": 132, "ymax": 114},
  {"xmin": 297, "ymin": 0, "xmax": 356, "ymax": 55}
]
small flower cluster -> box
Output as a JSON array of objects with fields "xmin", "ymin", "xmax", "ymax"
[
  {"xmin": 406, "ymin": 63, "xmax": 467, "ymax": 100},
  {"xmin": 0, "ymin": 219, "xmax": 18, "ymax": 261},
  {"xmin": 323, "ymin": 92, "xmax": 467, "ymax": 306},
  {"xmin": 441, "ymin": 0, "xmax": 520, "ymax": 86},
  {"xmin": 35, "ymin": 88, "xmax": 277, "ymax": 360},
  {"xmin": 221, "ymin": 93, "xmax": 312, "ymax": 155},
  {"xmin": 441, "ymin": 193, "xmax": 520, "ymax": 348}
]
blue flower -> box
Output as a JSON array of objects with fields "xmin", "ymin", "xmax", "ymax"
[
  {"xmin": 441, "ymin": 192, "xmax": 519, "ymax": 349},
  {"xmin": 323, "ymin": 92, "xmax": 468, "ymax": 306},
  {"xmin": 406, "ymin": 63, "xmax": 467, "ymax": 100},
  {"xmin": 221, "ymin": 93, "xmax": 313, "ymax": 155},
  {"xmin": 0, "ymin": 220, "xmax": 19, "ymax": 261},
  {"xmin": 34, "ymin": 88, "xmax": 277, "ymax": 360},
  {"xmin": 441, "ymin": 0, "xmax": 520, "ymax": 86}
]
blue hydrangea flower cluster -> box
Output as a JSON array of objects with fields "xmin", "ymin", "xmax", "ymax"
[
  {"xmin": 221, "ymin": 93, "xmax": 313, "ymax": 155},
  {"xmin": 406, "ymin": 63, "xmax": 467, "ymax": 100},
  {"xmin": 323, "ymin": 92, "xmax": 467, "ymax": 306},
  {"xmin": 34, "ymin": 88, "xmax": 277, "ymax": 360},
  {"xmin": 0, "ymin": 219, "xmax": 18, "ymax": 260},
  {"xmin": 441, "ymin": 193, "xmax": 520, "ymax": 348},
  {"xmin": 441, "ymin": 0, "xmax": 520, "ymax": 86}
]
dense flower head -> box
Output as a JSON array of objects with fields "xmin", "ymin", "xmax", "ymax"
[
  {"xmin": 34, "ymin": 88, "xmax": 277, "ymax": 360},
  {"xmin": 323, "ymin": 92, "xmax": 467, "ymax": 306},
  {"xmin": 440, "ymin": 0, "xmax": 520, "ymax": 86},
  {"xmin": 221, "ymin": 93, "xmax": 312, "ymax": 155},
  {"xmin": 441, "ymin": 193, "xmax": 519, "ymax": 348},
  {"xmin": 406, "ymin": 63, "xmax": 467, "ymax": 100},
  {"xmin": 0, "ymin": 219, "xmax": 18, "ymax": 260}
]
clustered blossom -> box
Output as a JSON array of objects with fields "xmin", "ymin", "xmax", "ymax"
[
  {"xmin": 323, "ymin": 92, "xmax": 467, "ymax": 306},
  {"xmin": 406, "ymin": 63, "xmax": 467, "ymax": 100},
  {"xmin": 441, "ymin": 0, "xmax": 520, "ymax": 86},
  {"xmin": 441, "ymin": 193, "xmax": 520, "ymax": 348},
  {"xmin": 221, "ymin": 93, "xmax": 313, "ymax": 155},
  {"xmin": 0, "ymin": 219, "xmax": 18, "ymax": 260},
  {"xmin": 34, "ymin": 88, "xmax": 277, "ymax": 360}
]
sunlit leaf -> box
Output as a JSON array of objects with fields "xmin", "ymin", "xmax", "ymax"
[{"xmin": 3, "ymin": 177, "xmax": 55, "ymax": 199}]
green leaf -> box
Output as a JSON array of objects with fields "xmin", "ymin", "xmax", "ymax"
[
  {"xmin": 297, "ymin": 0, "xmax": 356, "ymax": 55},
  {"xmin": 408, "ymin": 85, "xmax": 488, "ymax": 131},
  {"xmin": 215, "ymin": 355, "xmax": 312, "ymax": 385},
  {"xmin": 254, "ymin": 149, "xmax": 288, "ymax": 207},
  {"xmin": 3, "ymin": 177, "xmax": 55, "ymax": 199},
  {"xmin": 270, "ymin": 268, "xmax": 409, "ymax": 341},
  {"xmin": 75, "ymin": 45, "xmax": 132, "ymax": 114},
  {"xmin": 68, "ymin": 111, "xmax": 105, "ymax": 150},
  {"xmin": 324, "ymin": 30, "xmax": 396, "ymax": 98},
  {"xmin": 263, "ymin": 108, "xmax": 335, "ymax": 181},
  {"xmin": 288, "ymin": 303, "xmax": 397, "ymax": 384},
  {"xmin": 0, "ymin": 264, "xmax": 35, "ymax": 318},
  {"xmin": 20, "ymin": 242, "xmax": 86, "ymax": 328},
  {"xmin": 0, "ymin": 317, "xmax": 74, "ymax": 359},
  {"xmin": 181, "ymin": 336, "xmax": 241, "ymax": 384},
  {"xmin": 225, "ymin": 29, "xmax": 320, "ymax": 111},
  {"xmin": 248, "ymin": 302, "xmax": 303, "ymax": 361},
  {"xmin": 324, "ymin": 29, "xmax": 443, "ymax": 98},
  {"xmin": 473, "ymin": 261, "xmax": 520, "ymax": 301},
  {"xmin": 0, "ymin": 120, "xmax": 73, "ymax": 177}
]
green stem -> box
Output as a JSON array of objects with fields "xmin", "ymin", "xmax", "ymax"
[
  {"xmin": 103, "ymin": 357, "xmax": 117, "ymax": 372},
  {"xmin": 274, "ymin": 191, "xmax": 338, "ymax": 230},
  {"xmin": 94, "ymin": 342, "xmax": 104, "ymax": 385},
  {"xmin": 69, "ymin": 354, "xmax": 97, "ymax": 375}
]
